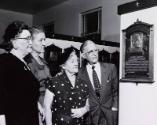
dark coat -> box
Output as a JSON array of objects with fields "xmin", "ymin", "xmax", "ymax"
[
  {"xmin": 0, "ymin": 53, "xmax": 39, "ymax": 125},
  {"xmin": 78, "ymin": 62, "xmax": 118, "ymax": 125}
]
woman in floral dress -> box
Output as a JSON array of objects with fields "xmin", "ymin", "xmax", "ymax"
[{"xmin": 44, "ymin": 48, "xmax": 89, "ymax": 125}]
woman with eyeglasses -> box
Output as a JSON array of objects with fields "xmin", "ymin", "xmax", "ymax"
[
  {"xmin": 0, "ymin": 21, "xmax": 40, "ymax": 125},
  {"xmin": 25, "ymin": 26, "xmax": 52, "ymax": 125},
  {"xmin": 44, "ymin": 48, "xmax": 89, "ymax": 125}
]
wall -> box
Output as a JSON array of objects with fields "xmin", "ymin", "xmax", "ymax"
[
  {"xmin": 33, "ymin": 0, "xmax": 134, "ymax": 43},
  {"xmin": 0, "ymin": 9, "xmax": 33, "ymax": 44},
  {"xmin": 119, "ymin": 7, "xmax": 157, "ymax": 125},
  {"xmin": 45, "ymin": 38, "xmax": 119, "ymax": 53}
]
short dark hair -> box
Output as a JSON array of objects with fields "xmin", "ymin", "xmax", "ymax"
[
  {"xmin": 59, "ymin": 47, "xmax": 79, "ymax": 65},
  {"xmin": 3, "ymin": 20, "xmax": 30, "ymax": 51}
]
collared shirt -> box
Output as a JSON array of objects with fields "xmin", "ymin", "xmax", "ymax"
[{"xmin": 86, "ymin": 62, "xmax": 101, "ymax": 89}]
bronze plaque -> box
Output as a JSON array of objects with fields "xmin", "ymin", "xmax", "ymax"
[{"xmin": 120, "ymin": 20, "xmax": 154, "ymax": 83}]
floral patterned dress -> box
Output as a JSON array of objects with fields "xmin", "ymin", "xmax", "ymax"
[{"xmin": 46, "ymin": 71, "xmax": 89, "ymax": 125}]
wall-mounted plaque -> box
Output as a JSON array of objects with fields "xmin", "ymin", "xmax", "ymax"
[{"xmin": 120, "ymin": 20, "xmax": 154, "ymax": 83}]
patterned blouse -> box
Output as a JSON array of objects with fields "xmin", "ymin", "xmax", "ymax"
[{"xmin": 46, "ymin": 71, "xmax": 89, "ymax": 125}]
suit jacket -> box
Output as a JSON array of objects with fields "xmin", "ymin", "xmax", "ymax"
[{"xmin": 78, "ymin": 62, "xmax": 118, "ymax": 125}]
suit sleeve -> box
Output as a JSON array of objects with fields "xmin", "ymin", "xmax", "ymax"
[{"xmin": 111, "ymin": 64, "xmax": 118, "ymax": 109}]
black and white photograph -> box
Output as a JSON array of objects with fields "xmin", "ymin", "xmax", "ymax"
[{"xmin": 1, "ymin": 0, "xmax": 157, "ymax": 125}]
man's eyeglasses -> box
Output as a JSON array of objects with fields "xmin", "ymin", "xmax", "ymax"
[
  {"xmin": 15, "ymin": 36, "xmax": 32, "ymax": 41},
  {"xmin": 85, "ymin": 49, "xmax": 98, "ymax": 55}
]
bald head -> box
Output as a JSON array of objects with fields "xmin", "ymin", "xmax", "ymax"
[
  {"xmin": 80, "ymin": 40, "xmax": 96, "ymax": 53},
  {"xmin": 80, "ymin": 40, "xmax": 98, "ymax": 64}
]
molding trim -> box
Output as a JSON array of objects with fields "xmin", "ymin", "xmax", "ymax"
[
  {"xmin": 51, "ymin": 33, "xmax": 120, "ymax": 47},
  {"xmin": 118, "ymin": 0, "xmax": 157, "ymax": 15}
]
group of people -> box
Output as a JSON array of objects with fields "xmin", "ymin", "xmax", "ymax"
[{"xmin": 0, "ymin": 20, "xmax": 118, "ymax": 125}]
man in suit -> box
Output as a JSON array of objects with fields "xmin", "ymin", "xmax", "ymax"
[{"xmin": 79, "ymin": 40, "xmax": 118, "ymax": 125}]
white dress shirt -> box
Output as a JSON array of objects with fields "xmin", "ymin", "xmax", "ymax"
[{"xmin": 86, "ymin": 62, "xmax": 101, "ymax": 89}]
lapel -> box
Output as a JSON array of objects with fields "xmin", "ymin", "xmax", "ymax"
[
  {"xmin": 80, "ymin": 66, "xmax": 99, "ymax": 101},
  {"xmin": 100, "ymin": 63, "xmax": 109, "ymax": 101},
  {"xmin": 100, "ymin": 63, "xmax": 108, "ymax": 85}
]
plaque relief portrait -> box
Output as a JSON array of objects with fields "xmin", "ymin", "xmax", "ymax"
[
  {"xmin": 121, "ymin": 20, "xmax": 154, "ymax": 83},
  {"xmin": 128, "ymin": 32, "xmax": 148, "ymax": 56}
]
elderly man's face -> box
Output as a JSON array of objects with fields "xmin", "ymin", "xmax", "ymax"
[{"xmin": 83, "ymin": 42, "xmax": 99, "ymax": 64}]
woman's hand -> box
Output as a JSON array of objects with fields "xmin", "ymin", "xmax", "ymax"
[
  {"xmin": 71, "ymin": 99, "xmax": 89, "ymax": 118},
  {"xmin": 71, "ymin": 107, "xmax": 88, "ymax": 118},
  {"xmin": 38, "ymin": 102, "xmax": 45, "ymax": 121}
]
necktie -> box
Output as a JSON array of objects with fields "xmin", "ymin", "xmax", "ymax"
[{"xmin": 92, "ymin": 66, "xmax": 101, "ymax": 98}]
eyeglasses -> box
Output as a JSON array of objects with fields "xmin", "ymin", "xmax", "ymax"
[
  {"xmin": 85, "ymin": 49, "xmax": 98, "ymax": 55},
  {"xmin": 15, "ymin": 36, "xmax": 32, "ymax": 41}
]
